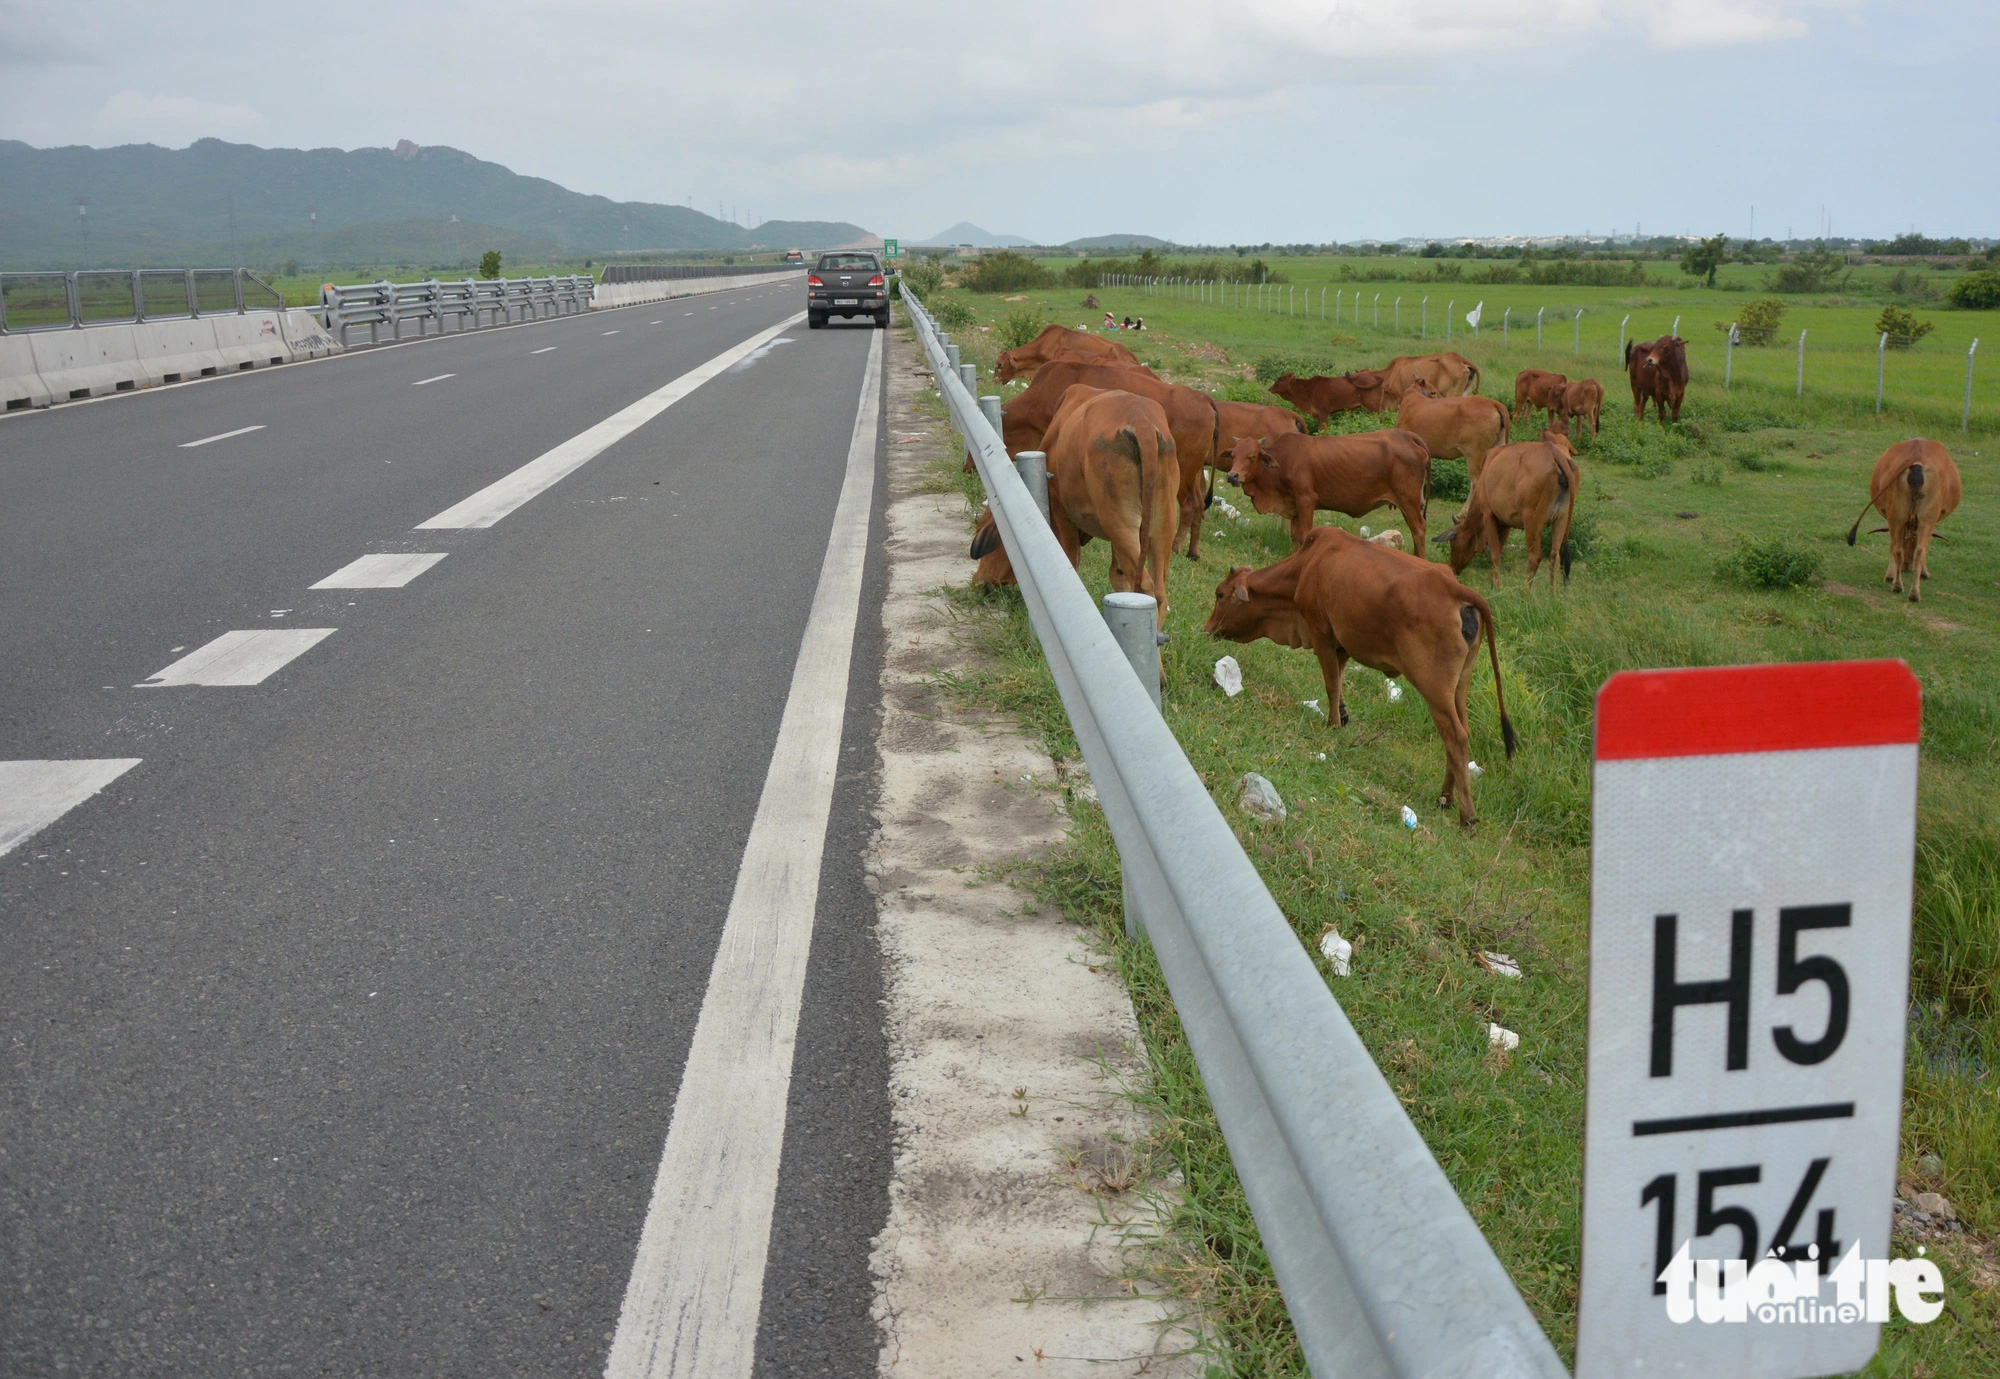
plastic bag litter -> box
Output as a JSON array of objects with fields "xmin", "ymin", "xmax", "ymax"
[
  {"xmin": 1399, "ymin": 805, "xmax": 1419, "ymax": 830},
  {"xmin": 1488, "ymin": 1023, "xmax": 1520, "ymax": 1051},
  {"xmin": 1302, "ymin": 698, "xmax": 1325, "ymax": 716},
  {"xmin": 1213, "ymin": 656, "xmax": 1243, "ymax": 697},
  {"xmin": 1358, "ymin": 525, "xmax": 1371, "ymax": 538},
  {"xmin": 1214, "ymin": 498, "xmax": 1243, "ymax": 520},
  {"xmin": 1477, "ymin": 951, "xmax": 1523, "ymax": 980},
  {"xmin": 1467, "ymin": 760, "xmax": 1484, "ymax": 778},
  {"xmin": 1385, "ymin": 679, "xmax": 1404, "ymax": 703},
  {"xmin": 1319, "ymin": 929, "xmax": 1353, "ymax": 977},
  {"xmin": 1238, "ymin": 772, "xmax": 1287, "ymax": 822}
]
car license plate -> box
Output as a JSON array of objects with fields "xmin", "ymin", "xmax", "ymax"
[{"xmin": 834, "ymin": 298, "xmax": 859, "ymax": 306}]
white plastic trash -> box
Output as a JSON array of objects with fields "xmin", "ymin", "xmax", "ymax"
[
  {"xmin": 1399, "ymin": 805, "xmax": 1418, "ymax": 829},
  {"xmin": 1213, "ymin": 655, "xmax": 1243, "ymax": 697},
  {"xmin": 1477, "ymin": 951, "xmax": 1523, "ymax": 980},
  {"xmin": 1467, "ymin": 760, "xmax": 1484, "ymax": 778},
  {"xmin": 1302, "ymin": 698, "xmax": 1325, "ymax": 716},
  {"xmin": 1488, "ymin": 1023, "xmax": 1520, "ymax": 1051},
  {"xmin": 1238, "ymin": 772, "xmax": 1287, "ymax": 822},
  {"xmin": 1358, "ymin": 525, "xmax": 1371, "ymax": 538},
  {"xmin": 1319, "ymin": 930, "xmax": 1353, "ymax": 977},
  {"xmin": 1385, "ymin": 679, "xmax": 1404, "ymax": 703}
]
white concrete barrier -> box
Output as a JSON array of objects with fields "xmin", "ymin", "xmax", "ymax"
[
  {"xmin": 280, "ymin": 309, "xmax": 343, "ymax": 360},
  {"xmin": 1, "ymin": 336, "xmax": 52, "ymax": 411},
  {"xmin": 129, "ymin": 318, "xmax": 226, "ymax": 385},
  {"xmin": 28, "ymin": 327, "xmax": 150, "ymax": 401},
  {"xmin": 591, "ymin": 270, "xmax": 801, "ymax": 310},
  {"xmin": 208, "ymin": 313, "xmax": 292, "ymax": 372}
]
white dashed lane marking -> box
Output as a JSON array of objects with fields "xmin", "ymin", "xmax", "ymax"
[
  {"xmin": 178, "ymin": 425, "xmax": 265, "ymax": 449},
  {"xmin": 532, "ymin": 346, "xmax": 558, "ymax": 355},
  {"xmin": 138, "ymin": 629, "xmax": 337, "ymax": 687},
  {"xmin": 310, "ymin": 553, "xmax": 448, "ymax": 589},
  {"xmin": 416, "ymin": 315, "xmax": 803, "ymax": 530},
  {"xmin": 0, "ymin": 759, "xmax": 142, "ymax": 858},
  {"xmin": 411, "ymin": 373, "xmax": 455, "ymax": 386},
  {"xmin": 602, "ymin": 330, "xmax": 621, "ymax": 336}
]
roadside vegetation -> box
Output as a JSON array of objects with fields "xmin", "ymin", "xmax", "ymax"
[{"xmin": 897, "ymin": 270, "xmax": 1999, "ymax": 1375}]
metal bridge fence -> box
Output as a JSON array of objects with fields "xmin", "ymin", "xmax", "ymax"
[
  {"xmin": 0, "ymin": 268, "xmax": 285, "ymax": 334},
  {"xmin": 899, "ymin": 284, "xmax": 1567, "ymax": 1379},
  {"xmin": 316, "ymin": 275, "xmax": 595, "ymax": 346},
  {"xmin": 599, "ymin": 262, "xmax": 789, "ymax": 283}
]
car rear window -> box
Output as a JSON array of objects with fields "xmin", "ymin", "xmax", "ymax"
[{"xmin": 818, "ymin": 255, "xmax": 879, "ymax": 271}]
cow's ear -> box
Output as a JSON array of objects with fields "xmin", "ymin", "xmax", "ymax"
[{"xmin": 1231, "ymin": 582, "xmax": 1250, "ymax": 602}]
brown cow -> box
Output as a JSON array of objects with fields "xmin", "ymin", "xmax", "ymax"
[
  {"xmin": 993, "ymin": 324, "xmax": 1141, "ymax": 383},
  {"xmin": 1624, "ymin": 335, "xmax": 1688, "ymax": 424},
  {"xmin": 1394, "ymin": 387, "xmax": 1512, "ymax": 484},
  {"xmin": 1002, "ymin": 359, "xmax": 1224, "ymax": 559},
  {"xmin": 1223, "ymin": 429, "xmax": 1430, "ymax": 552},
  {"xmin": 1269, "ymin": 370, "xmax": 1387, "ymax": 425},
  {"xmin": 1041, "ymin": 387, "xmax": 1179, "ymax": 628},
  {"xmin": 1844, "ymin": 438, "xmax": 1963, "ymax": 601},
  {"xmin": 1512, "ymin": 369, "xmax": 1568, "ymax": 429},
  {"xmin": 969, "ymin": 505, "xmax": 1020, "ymax": 585},
  {"xmin": 1555, "ymin": 378, "xmax": 1604, "ymax": 438},
  {"xmin": 1377, "ymin": 352, "xmax": 1481, "ymax": 401},
  {"xmin": 1442, "ymin": 430, "xmax": 1580, "ymax": 588},
  {"xmin": 1203, "ymin": 527, "xmax": 1517, "ymax": 825}
]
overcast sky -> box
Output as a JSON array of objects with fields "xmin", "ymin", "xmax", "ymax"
[{"xmin": 3, "ymin": 0, "xmax": 1993, "ymax": 244}]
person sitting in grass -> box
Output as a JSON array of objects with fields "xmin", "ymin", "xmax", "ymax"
[
  {"xmin": 1121, "ymin": 316, "xmax": 1134, "ymax": 330},
  {"xmin": 1133, "ymin": 316, "xmax": 1145, "ymax": 331},
  {"xmin": 1104, "ymin": 311, "xmax": 1116, "ymax": 329}
]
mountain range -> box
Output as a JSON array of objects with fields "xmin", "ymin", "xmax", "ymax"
[
  {"xmin": 0, "ymin": 138, "xmax": 874, "ymax": 270},
  {"xmin": 913, "ymin": 223, "xmax": 1175, "ymax": 251}
]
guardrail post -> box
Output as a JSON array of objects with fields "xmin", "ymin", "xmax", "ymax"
[
  {"xmin": 978, "ymin": 394, "xmax": 1004, "ymax": 439},
  {"xmin": 1015, "ymin": 449, "xmax": 1049, "ymax": 523},
  {"xmin": 959, "ymin": 362, "xmax": 977, "ymax": 396},
  {"xmin": 1103, "ymin": 592, "xmax": 1161, "ymax": 714},
  {"xmin": 945, "ymin": 341, "xmax": 960, "ymax": 376}
]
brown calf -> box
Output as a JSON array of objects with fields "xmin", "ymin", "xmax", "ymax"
[
  {"xmin": 1442, "ymin": 430, "xmax": 1581, "ymax": 588},
  {"xmin": 1269, "ymin": 370, "xmax": 1387, "ymax": 425},
  {"xmin": 1378, "ymin": 352, "xmax": 1481, "ymax": 400},
  {"xmin": 993, "ymin": 324, "xmax": 1141, "ymax": 383},
  {"xmin": 1512, "ymin": 369, "xmax": 1568, "ymax": 428},
  {"xmin": 1224, "ymin": 429, "xmax": 1430, "ymax": 552},
  {"xmin": 1394, "ymin": 387, "xmax": 1512, "ymax": 484},
  {"xmin": 1844, "ymin": 438, "xmax": 1963, "ymax": 601},
  {"xmin": 1556, "ymin": 378, "xmax": 1604, "ymax": 438},
  {"xmin": 1203, "ymin": 527, "xmax": 1516, "ymax": 824}
]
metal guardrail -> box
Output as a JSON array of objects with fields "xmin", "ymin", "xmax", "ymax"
[
  {"xmin": 317, "ymin": 275, "xmax": 594, "ymax": 346},
  {"xmin": 0, "ymin": 268, "xmax": 283, "ymax": 334},
  {"xmin": 900, "ymin": 286, "xmax": 1568, "ymax": 1379},
  {"xmin": 600, "ymin": 262, "xmax": 792, "ymax": 283}
]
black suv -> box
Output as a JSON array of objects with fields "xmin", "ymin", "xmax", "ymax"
[{"xmin": 807, "ymin": 252, "xmax": 889, "ymax": 329}]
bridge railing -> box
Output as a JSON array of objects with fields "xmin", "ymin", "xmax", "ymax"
[
  {"xmin": 599, "ymin": 262, "xmax": 792, "ymax": 283},
  {"xmin": 317, "ymin": 275, "xmax": 595, "ymax": 346},
  {"xmin": 0, "ymin": 268, "xmax": 285, "ymax": 334},
  {"xmin": 899, "ymin": 285, "xmax": 1568, "ymax": 1379}
]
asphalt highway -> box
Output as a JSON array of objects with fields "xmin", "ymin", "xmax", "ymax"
[{"xmin": 0, "ymin": 287, "xmax": 893, "ymax": 1375}]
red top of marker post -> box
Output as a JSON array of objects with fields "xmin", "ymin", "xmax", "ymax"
[{"xmin": 1595, "ymin": 659, "xmax": 1921, "ymax": 761}]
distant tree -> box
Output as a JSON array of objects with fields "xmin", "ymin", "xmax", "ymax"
[
  {"xmin": 1948, "ymin": 271, "xmax": 2000, "ymax": 310},
  {"xmin": 283, "ymin": 257, "xmax": 299, "ymax": 277},
  {"xmin": 1420, "ymin": 241, "xmax": 1446, "ymax": 258},
  {"xmin": 1875, "ymin": 303, "xmax": 1935, "ymax": 349},
  {"xmin": 1944, "ymin": 239, "xmax": 1971, "ymax": 256},
  {"xmin": 478, "ymin": 250, "xmax": 503, "ymax": 279},
  {"xmin": 1680, "ymin": 233, "xmax": 1729, "ymax": 287}
]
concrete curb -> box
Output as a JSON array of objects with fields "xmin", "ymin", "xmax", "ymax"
[{"xmin": 865, "ymin": 319, "xmax": 1203, "ymax": 1377}]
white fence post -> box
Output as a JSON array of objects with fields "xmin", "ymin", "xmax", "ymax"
[
  {"xmin": 1796, "ymin": 328, "xmax": 1807, "ymax": 396},
  {"xmin": 1536, "ymin": 306, "xmax": 1544, "ymax": 349},
  {"xmin": 1421, "ymin": 296, "xmax": 1428, "ymax": 339},
  {"xmin": 1395, "ymin": 296, "xmax": 1402, "ymax": 332},
  {"xmin": 1877, "ymin": 331, "xmax": 1888, "ymax": 414},
  {"xmin": 1447, "ymin": 299, "xmax": 1454, "ymax": 342},
  {"xmin": 1726, "ymin": 324, "xmax": 1738, "ymax": 389},
  {"xmin": 1672, "ymin": 314, "xmax": 1681, "ymax": 338},
  {"xmin": 1618, "ymin": 314, "xmax": 1629, "ymax": 362},
  {"xmin": 1965, "ymin": 339, "xmax": 1980, "ymax": 432},
  {"xmin": 1502, "ymin": 307, "xmax": 1509, "ymax": 344},
  {"xmin": 1573, "ymin": 309, "xmax": 1581, "ymax": 357}
]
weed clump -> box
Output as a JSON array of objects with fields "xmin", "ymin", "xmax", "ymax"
[
  {"xmin": 1691, "ymin": 460, "xmax": 1723, "ymax": 487},
  {"xmin": 958, "ymin": 251, "xmax": 1055, "ymax": 294},
  {"xmin": 998, "ymin": 309, "xmax": 1044, "ymax": 350},
  {"xmin": 1254, "ymin": 354, "xmax": 1347, "ymax": 383},
  {"xmin": 929, "ymin": 294, "xmax": 977, "ymax": 330},
  {"xmin": 1720, "ymin": 536, "xmax": 1823, "ymax": 589},
  {"xmin": 1428, "ymin": 459, "xmax": 1470, "ymax": 502}
]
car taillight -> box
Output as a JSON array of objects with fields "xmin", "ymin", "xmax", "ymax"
[
  {"xmin": 807, "ymin": 275, "xmax": 823, "ymax": 287},
  {"xmin": 869, "ymin": 275, "xmax": 885, "ymax": 287}
]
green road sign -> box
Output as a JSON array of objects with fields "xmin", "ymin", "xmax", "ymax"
[{"xmin": 884, "ymin": 239, "xmax": 900, "ymax": 258}]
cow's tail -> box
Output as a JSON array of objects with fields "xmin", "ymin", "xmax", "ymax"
[
  {"xmin": 1465, "ymin": 359, "xmax": 1481, "ymax": 396},
  {"xmin": 1115, "ymin": 426, "xmax": 1159, "ymax": 594},
  {"xmin": 1847, "ymin": 457, "xmax": 1919, "ymax": 544},
  {"xmin": 1553, "ymin": 456, "xmax": 1576, "ymax": 582},
  {"xmin": 1908, "ymin": 463, "xmax": 1926, "ymax": 493},
  {"xmin": 1206, "ymin": 394, "xmax": 1221, "ymax": 509},
  {"xmin": 1622, "ymin": 339, "xmax": 1634, "ymax": 368},
  {"xmin": 1467, "ymin": 591, "xmax": 1518, "ymax": 758}
]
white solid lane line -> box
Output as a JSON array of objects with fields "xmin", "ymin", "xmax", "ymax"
[
  {"xmin": 532, "ymin": 346, "xmax": 558, "ymax": 355},
  {"xmin": 606, "ymin": 328, "xmax": 882, "ymax": 1379},
  {"xmin": 178, "ymin": 425, "xmax": 265, "ymax": 449},
  {"xmin": 309, "ymin": 552, "xmax": 448, "ymax": 589},
  {"xmin": 0, "ymin": 759, "xmax": 142, "ymax": 858},
  {"xmin": 416, "ymin": 314, "xmax": 805, "ymax": 530},
  {"xmin": 411, "ymin": 373, "xmax": 456, "ymax": 386},
  {"xmin": 138, "ymin": 629, "xmax": 337, "ymax": 687}
]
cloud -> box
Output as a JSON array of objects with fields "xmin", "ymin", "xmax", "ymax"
[
  {"xmin": 1630, "ymin": 0, "xmax": 1858, "ymax": 49},
  {"xmin": 92, "ymin": 90, "xmax": 267, "ymax": 145}
]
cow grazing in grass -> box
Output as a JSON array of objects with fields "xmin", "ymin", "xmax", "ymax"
[
  {"xmin": 1002, "ymin": 359, "xmax": 1222, "ymax": 558},
  {"xmin": 993, "ymin": 324, "xmax": 1142, "ymax": 383},
  {"xmin": 968, "ymin": 505, "xmax": 1016, "ymax": 585},
  {"xmin": 1512, "ymin": 369, "xmax": 1568, "ymax": 428},
  {"xmin": 1624, "ymin": 335, "xmax": 1688, "ymax": 424},
  {"xmin": 1041, "ymin": 387, "xmax": 1179, "ymax": 628},
  {"xmin": 1845, "ymin": 438, "xmax": 1963, "ymax": 601},
  {"xmin": 1223, "ymin": 429, "xmax": 1431, "ymax": 552},
  {"xmin": 1441, "ymin": 429, "xmax": 1581, "ymax": 589},
  {"xmin": 1556, "ymin": 378, "xmax": 1604, "ymax": 438},
  {"xmin": 1394, "ymin": 386, "xmax": 1512, "ymax": 484},
  {"xmin": 1269, "ymin": 370, "xmax": 1387, "ymax": 425},
  {"xmin": 1378, "ymin": 352, "xmax": 1481, "ymax": 401},
  {"xmin": 1203, "ymin": 527, "xmax": 1516, "ymax": 825}
]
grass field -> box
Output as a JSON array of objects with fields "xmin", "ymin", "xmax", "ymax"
[{"xmin": 901, "ymin": 280, "xmax": 2000, "ymax": 1375}]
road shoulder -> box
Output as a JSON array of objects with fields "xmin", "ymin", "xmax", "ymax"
[{"xmin": 865, "ymin": 318, "xmax": 1200, "ymax": 1376}]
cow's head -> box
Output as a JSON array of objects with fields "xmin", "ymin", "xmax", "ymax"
[
  {"xmin": 1539, "ymin": 428, "xmax": 1574, "ymax": 457},
  {"xmin": 1203, "ymin": 566, "xmax": 1312, "ymax": 649},
  {"xmin": 993, "ymin": 350, "xmax": 1022, "ymax": 384},
  {"xmin": 1437, "ymin": 519, "xmax": 1483, "ymax": 575}
]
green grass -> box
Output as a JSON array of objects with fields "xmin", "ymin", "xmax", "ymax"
[{"xmin": 904, "ymin": 296, "xmax": 2000, "ymax": 1375}]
